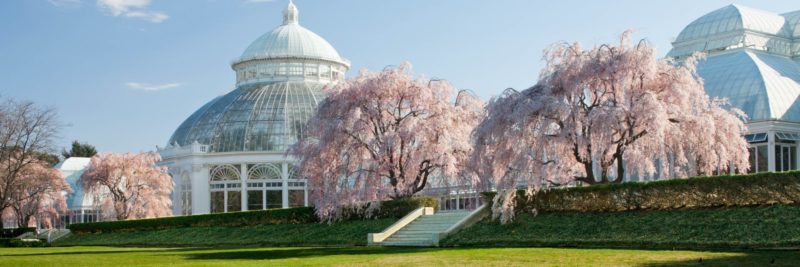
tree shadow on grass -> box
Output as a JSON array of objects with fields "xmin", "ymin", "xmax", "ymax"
[
  {"xmin": 183, "ymin": 247, "xmax": 438, "ymax": 261},
  {"xmin": 639, "ymin": 250, "xmax": 800, "ymax": 267},
  {"xmin": 3, "ymin": 247, "xmax": 213, "ymax": 257}
]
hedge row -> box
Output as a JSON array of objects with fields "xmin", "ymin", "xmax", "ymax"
[
  {"xmin": 68, "ymin": 197, "xmax": 438, "ymax": 234},
  {"xmin": 483, "ymin": 171, "xmax": 800, "ymax": 213},
  {"xmin": 1, "ymin": 227, "xmax": 35, "ymax": 238},
  {"xmin": 69, "ymin": 207, "xmax": 317, "ymax": 234},
  {"xmin": 338, "ymin": 197, "xmax": 439, "ymax": 220},
  {"xmin": 0, "ymin": 238, "xmax": 47, "ymax": 247}
]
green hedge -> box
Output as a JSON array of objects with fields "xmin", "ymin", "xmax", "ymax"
[
  {"xmin": 68, "ymin": 197, "xmax": 438, "ymax": 234},
  {"xmin": 69, "ymin": 207, "xmax": 317, "ymax": 234},
  {"xmin": 373, "ymin": 197, "xmax": 438, "ymax": 218},
  {"xmin": 441, "ymin": 204, "xmax": 800, "ymax": 250},
  {"xmin": 483, "ymin": 171, "xmax": 800, "ymax": 214},
  {"xmin": 339, "ymin": 197, "xmax": 439, "ymax": 220},
  {"xmin": 1, "ymin": 227, "xmax": 35, "ymax": 238},
  {"xmin": 0, "ymin": 238, "xmax": 47, "ymax": 247}
]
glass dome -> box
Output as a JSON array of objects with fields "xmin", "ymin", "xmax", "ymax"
[
  {"xmin": 168, "ymin": 81, "xmax": 326, "ymax": 153},
  {"xmin": 167, "ymin": 1, "xmax": 348, "ymax": 153},
  {"xmin": 235, "ymin": 0, "xmax": 348, "ymax": 67}
]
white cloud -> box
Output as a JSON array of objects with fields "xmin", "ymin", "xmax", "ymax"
[
  {"xmin": 97, "ymin": 0, "xmax": 169, "ymax": 23},
  {"xmin": 126, "ymin": 82, "xmax": 181, "ymax": 91},
  {"xmin": 48, "ymin": 0, "xmax": 82, "ymax": 8}
]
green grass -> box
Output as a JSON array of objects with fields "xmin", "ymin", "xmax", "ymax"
[
  {"xmin": 442, "ymin": 204, "xmax": 800, "ymax": 250},
  {"xmin": 2, "ymin": 246, "xmax": 799, "ymax": 266},
  {"xmin": 57, "ymin": 219, "xmax": 395, "ymax": 247}
]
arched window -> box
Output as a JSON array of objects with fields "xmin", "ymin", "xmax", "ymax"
[
  {"xmin": 247, "ymin": 163, "xmax": 282, "ymax": 180},
  {"xmin": 180, "ymin": 173, "xmax": 192, "ymax": 215},
  {"xmin": 210, "ymin": 165, "xmax": 242, "ymax": 213},
  {"xmin": 246, "ymin": 163, "xmax": 283, "ymax": 210},
  {"xmin": 211, "ymin": 165, "xmax": 241, "ymax": 181}
]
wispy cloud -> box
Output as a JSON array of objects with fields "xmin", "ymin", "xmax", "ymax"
[
  {"xmin": 48, "ymin": 0, "xmax": 82, "ymax": 8},
  {"xmin": 126, "ymin": 82, "xmax": 181, "ymax": 91},
  {"xmin": 97, "ymin": 0, "xmax": 169, "ymax": 23}
]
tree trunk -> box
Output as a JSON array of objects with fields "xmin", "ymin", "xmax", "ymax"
[
  {"xmin": 576, "ymin": 162, "xmax": 597, "ymax": 185},
  {"xmin": 612, "ymin": 154, "xmax": 625, "ymax": 183}
]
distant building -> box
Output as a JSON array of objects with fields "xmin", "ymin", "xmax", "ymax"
[
  {"xmin": 55, "ymin": 157, "xmax": 101, "ymax": 227},
  {"xmin": 158, "ymin": 1, "xmax": 349, "ymax": 215},
  {"xmin": 668, "ymin": 4, "xmax": 800, "ymax": 173}
]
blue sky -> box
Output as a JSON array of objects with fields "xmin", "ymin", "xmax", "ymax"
[{"xmin": 0, "ymin": 0, "xmax": 797, "ymax": 153}]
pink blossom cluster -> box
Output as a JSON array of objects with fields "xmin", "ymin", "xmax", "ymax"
[
  {"xmin": 471, "ymin": 32, "xmax": 750, "ymax": 222},
  {"xmin": 291, "ymin": 63, "xmax": 485, "ymax": 221},
  {"xmin": 81, "ymin": 152, "xmax": 173, "ymax": 221}
]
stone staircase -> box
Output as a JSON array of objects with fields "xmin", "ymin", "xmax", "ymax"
[
  {"xmin": 18, "ymin": 229, "xmax": 72, "ymax": 243},
  {"xmin": 381, "ymin": 210, "xmax": 472, "ymax": 246}
]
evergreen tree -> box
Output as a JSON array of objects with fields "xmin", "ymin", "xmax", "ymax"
[{"xmin": 61, "ymin": 140, "xmax": 98, "ymax": 159}]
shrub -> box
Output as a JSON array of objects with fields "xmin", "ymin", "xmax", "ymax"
[
  {"xmin": 370, "ymin": 197, "xmax": 438, "ymax": 218},
  {"xmin": 335, "ymin": 196, "xmax": 439, "ymax": 221},
  {"xmin": 484, "ymin": 171, "xmax": 800, "ymax": 214},
  {"xmin": 69, "ymin": 207, "xmax": 317, "ymax": 234},
  {"xmin": 1, "ymin": 227, "xmax": 35, "ymax": 238},
  {"xmin": 0, "ymin": 238, "xmax": 48, "ymax": 247}
]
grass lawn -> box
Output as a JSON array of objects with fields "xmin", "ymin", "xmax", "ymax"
[{"xmin": 2, "ymin": 246, "xmax": 800, "ymax": 266}]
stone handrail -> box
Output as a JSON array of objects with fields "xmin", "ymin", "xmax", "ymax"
[{"xmin": 368, "ymin": 206, "xmax": 434, "ymax": 245}]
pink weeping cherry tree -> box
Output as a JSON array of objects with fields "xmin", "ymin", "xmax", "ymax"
[
  {"xmin": 471, "ymin": 32, "xmax": 750, "ymax": 223},
  {"xmin": 81, "ymin": 152, "xmax": 173, "ymax": 221},
  {"xmin": 6, "ymin": 155, "xmax": 70, "ymax": 228},
  {"xmin": 291, "ymin": 62, "xmax": 485, "ymax": 221}
]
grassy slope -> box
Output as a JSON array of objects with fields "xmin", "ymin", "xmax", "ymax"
[
  {"xmin": 2, "ymin": 246, "xmax": 800, "ymax": 266},
  {"xmin": 57, "ymin": 219, "xmax": 395, "ymax": 247},
  {"xmin": 442, "ymin": 205, "xmax": 800, "ymax": 250}
]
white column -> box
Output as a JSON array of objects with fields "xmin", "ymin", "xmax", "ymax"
[
  {"xmin": 170, "ymin": 172, "xmax": 180, "ymax": 215},
  {"xmin": 194, "ymin": 165, "xmax": 210, "ymax": 215},
  {"xmin": 241, "ymin": 164, "xmax": 248, "ymax": 211},
  {"xmin": 768, "ymin": 131, "xmax": 776, "ymax": 172},
  {"xmin": 282, "ymin": 162, "xmax": 289, "ymax": 208},
  {"xmin": 795, "ymin": 143, "xmax": 800, "ymax": 170}
]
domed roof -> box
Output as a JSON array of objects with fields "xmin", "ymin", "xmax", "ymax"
[
  {"xmin": 784, "ymin": 10, "xmax": 800, "ymax": 38},
  {"xmin": 236, "ymin": 0, "xmax": 348, "ymax": 66},
  {"xmin": 696, "ymin": 50, "xmax": 800, "ymax": 122},
  {"xmin": 166, "ymin": 1, "xmax": 348, "ymax": 154},
  {"xmin": 168, "ymin": 81, "xmax": 326, "ymax": 153},
  {"xmin": 674, "ymin": 4, "xmax": 789, "ymax": 43},
  {"xmin": 55, "ymin": 157, "xmax": 94, "ymax": 209}
]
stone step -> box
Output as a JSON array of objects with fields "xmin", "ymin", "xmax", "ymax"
[
  {"xmin": 385, "ymin": 237, "xmax": 433, "ymax": 242},
  {"xmin": 398, "ymin": 227, "xmax": 451, "ymax": 232},
  {"xmin": 377, "ymin": 210, "xmax": 473, "ymax": 247},
  {"xmin": 382, "ymin": 242, "xmax": 435, "ymax": 247}
]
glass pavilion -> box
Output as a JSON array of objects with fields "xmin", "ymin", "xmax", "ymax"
[
  {"xmin": 668, "ymin": 4, "xmax": 800, "ymax": 173},
  {"xmin": 158, "ymin": 0, "xmax": 349, "ymax": 215}
]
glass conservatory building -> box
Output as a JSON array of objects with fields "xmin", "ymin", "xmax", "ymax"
[
  {"xmin": 158, "ymin": 1, "xmax": 349, "ymax": 215},
  {"xmin": 668, "ymin": 4, "xmax": 800, "ymax": 173}
]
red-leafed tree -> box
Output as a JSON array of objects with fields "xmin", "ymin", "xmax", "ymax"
[
  {"xmin": 81, "ymin": 152, "xmax": 173, "ymax": 221},
  {"xmin": 291, "ymin": 63, "xmax": 484, "ymax": 221},
  {"xmin": 471, "ymin": 32, "xmax": 749, "ymax": 222}
]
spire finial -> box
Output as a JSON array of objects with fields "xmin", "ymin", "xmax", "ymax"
[{"xmin": 283, "ymin": 0, "xmax": 299, "ymax": 25}]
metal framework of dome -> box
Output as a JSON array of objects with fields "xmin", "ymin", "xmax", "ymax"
[
  {"xmin": 668, "ymin": 4, "xmax": 800, "ymax": 123},
  {"xmin": 159, "ymin": 1, "xmax": 348, "ymax": 216},
  {"xmin": 667, "ymin": 4, "xmax": 800, "ymax": 175},
  {"xmin": 167, "ymin": 0, "xmax": 348, "ymax": 153}
]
